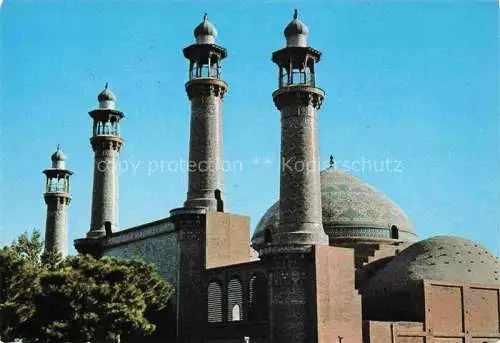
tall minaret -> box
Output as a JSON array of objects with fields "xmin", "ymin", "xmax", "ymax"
[
  {"xmin": 43, "ymin": 145, "xmax": 73, "ymax": 256},
  {"xmin": 87, "ymin": 84, "xmax": 124, "ymax": 238},
  {"xmin": 182, "ymin": 13, "xmax": 227, "ymax": 211},
  {"xmin": 264, "ymin": 11, "xmax": 329, "ymax": 343},
  {"xmin": 270, "ymin": 9, "xmax": 328, "ymax": 248}
]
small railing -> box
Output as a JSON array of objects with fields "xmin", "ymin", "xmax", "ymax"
[
  {"xmin": 189, "ymin": 61, "xmax": 222, "ymax": 80},
  {"xmin": 46, "ymin": 184, "xmax": 67, "ymax": 193},
  {"xmin": 279, "ymin": 70, "xmax": 315, "ymax": 88},
  {"xmin": 94, "ymin": 122, "xmax": 120, "ymax": 136}
]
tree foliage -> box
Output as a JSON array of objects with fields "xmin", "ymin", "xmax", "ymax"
[
  {"xmin": 1, "ymin": 231, "xmax": 174, "ymax": 343},
  {"xmin": 1, "ymin": 230, "xmax": 44, "ymax": 305},
  {"xmin": 10, "ymin": 229, "xmax": 44, "ymax": 264}
]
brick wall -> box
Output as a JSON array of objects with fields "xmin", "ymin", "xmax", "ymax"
[
  {"xmin": 102, "ymin": 219, "xmax": 178, "ymax": 286},
  {"xmin": 206, "ymin": 211, "xmax": 251, "ymax": 268},
  {"xmin": 105, "ymin": 231, "xmax": 178, "ymax": 286},
  {"xmin": 174, "ymin": 211, "xmax": 206, "ymax": 342},
  {"xmin": 424, "ymin": 280, "xmax": 500, "ymax": 342},
  {"xmin": 364, "ymin": 280, "xmax": 500, "ymax": 343},
  {"xmin": 266, "ymin": 250, "xmax": 316, "ymax": 343},
  {"xmin": 315, "ymin": 245, "xmax": 362, "ymax": 343}
]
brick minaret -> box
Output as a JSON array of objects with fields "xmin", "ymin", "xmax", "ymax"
[
  {"xmin": 43, "ymin": 145, "xmax": 73, "ymax": 256},
  {"xmin": 88, "ymin": 84, "xmax": 124, "ymax": 238},
  {"xmin": 170, "ymin": 14, "xmax": 228, "ymax": 342},
  {"xmin": 264, "ymin": 10, "xmax": 329, "ymax": 343},
  {"xmin": 183, "ymin": 13, "xmax": 227, "ymax": 211},
  {"xmin": 271, "ymin": 9, "xmax": 328, "ymax": 248}
]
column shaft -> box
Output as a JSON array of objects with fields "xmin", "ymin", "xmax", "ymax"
[
  {"xmin": 44, "ymin": 197, "xmax": 69, "ymax": 256},
  {"xmin": 184, "ymin": 79, "xmax": 226, "ymax": 210},
  {"xmin": 89, "ymin": 142, "xmax": 120, "ymax": 236},
  {"xmin": 273, "ymin": 87, "xmax": 328, "ymax": 246}
]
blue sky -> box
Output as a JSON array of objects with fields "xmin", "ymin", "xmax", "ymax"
[{"xmin": 1, "ymin": 1, "xmax": 498, "ymax": 255}]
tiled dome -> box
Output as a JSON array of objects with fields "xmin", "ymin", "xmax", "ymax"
[{"xmin": 252, "ymin": 167, "xmax": 416, "ymax": 250}]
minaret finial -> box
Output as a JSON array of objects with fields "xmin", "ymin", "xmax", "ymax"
[
  {"xmin": 104, "ymin": 82, "xmax": 109, "ymax": 89},
  {"xmin": 293, "ymin": 8, "xmax": 298, "ymax": 20},
  {"xmin": 56, "ymin": 144, "xmax": 60, "ymax": 151},
  {"xmin": 203, "ymin": 13, "xmax": 208, "ymax": 21},
  {"xmin": 329, "ymin": 155, "xmax": 335, "ymax": 168}
]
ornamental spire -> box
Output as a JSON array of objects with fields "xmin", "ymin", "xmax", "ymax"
[
  {"xmin": 193, "ymin": 12, "xmax": 217, "ymax": 44},
  {"xmin": 283, "ymin": 8, "xmax": 309, "ymax": 47}
]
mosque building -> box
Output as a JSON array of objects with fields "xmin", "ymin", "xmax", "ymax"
[{"xmin": 41, "ymin": 11, "xmax": 499, "ymax": 343}]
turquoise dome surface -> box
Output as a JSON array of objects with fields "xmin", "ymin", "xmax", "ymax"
[{"xmin": 252, "ymin": 167, "xmax": 417, "ymax": 249}]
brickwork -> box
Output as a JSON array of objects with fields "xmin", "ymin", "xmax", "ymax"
[
  {"xmin": 89, "ymin": 137, "xmax": 122, "ymax": 236},
  {"xmin": 363, "ymin": 321, "xmax": 425, "ymax": 343},
  {"xmin": 44, "ymin": 195, "xmax": 70, "ymax": 256},
  {"xmin": 102, "ymin": 220, "xmax": 178, "ymax": 286},
  {"xmin": 265, "ymin": 249, "xmax": 316, "ymax": 343},
  {"xmin": 70, "ymin": 15, "xmax": 500, "ymax": 343},
  {"xmin": 364, "ymin": 281, "xmax": 500, "ymax": 343},
  {"xmin": 43, "ymin": 149, "xmax": 72, "ymax": 257},
  {"xmin": 171, "ymin": 210, "xmax": 207, "ymax": 343},
  {"xmin": 206, "ymin": 211, "xmax": 251, "ymax": 268},
  {"xmin": 424, "ymin": 280, "xmax": 500, "ymax": 342},
  {"xmin": 184, "ymin": 79, "xmax": 226, "ymax": 211},
  {"xmin": 87, "ymin": 86, "xmax": 124, "ymax": 238},
  {"xmin": 468, "ymin": 287, "xmax": 499, "ymax": 333},
  {"xmin": 315, "ymin": 245, "xmax": 362, "ymax": 343},
  {"xmin": 272, "ymin": 86, "xmax": 328, "ymax": 247}
]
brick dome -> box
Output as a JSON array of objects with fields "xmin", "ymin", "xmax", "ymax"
[
  {"xmin": 252, "ymin": 167, "xmax": 417, "ymax": 250},
  {"xmin": 364, "ymin": 236, "xmax": 499, "ymax": 296}
]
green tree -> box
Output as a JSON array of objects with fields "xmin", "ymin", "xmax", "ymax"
[
  {"xmin": 0, "ymin": 230, "xmax": 44, "ymax": 304},
  {"xmin": 0, "ymin": 229, "xmax": 44, "ymax": 340},
  {"xmin": 1, "ymin": 232, "xmax": 174, "ymax": 343},
  {"xmin": 9, "ymin": 229, "xmax": 44, "ymax": 264}
]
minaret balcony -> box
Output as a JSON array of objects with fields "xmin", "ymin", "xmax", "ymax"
[
  {"xmin": 44, "ymin": 192, "xmax": 71, "ymax": 205},
  {"xmin": 189, "ymin": 67, "xmax": 222, "ymax": 80},
  {"xmin": 46, "ymin": 184, "xmax": 69, "ymax": 193},
  {"xmin": 95, "ymin": 130, "xmax": 120, "ymax": 137},
  {"xmin": 272, "ymin": 84, "xmax": 324, "ymax": 110},
  {"xmin": 185, "ymin": 77, "xmax": 228, "ymax": 100}
]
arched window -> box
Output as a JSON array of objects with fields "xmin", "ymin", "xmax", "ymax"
[
  {"xmin": 228, "ymin": 277, "xmax": 243, "ymax": 321},
  {"xmin": 231, "ymin": 304, "xmax": 241, "ymax": 321},
  {"xmin": 390, "ymin": 225, "xmax": 399, "ymax": 240},
  {"xmin": 215, "ymin": 189, "xmax": 224, "ymax": 212},
  {"xmin": 249, "ymin": 272, "xmax": 268, "ymax": 322},
  {"xmin": 207, "ymin": 281, "xmax": 223, "ymax": 323},
  {"xmin": 264, "ymin": 227, "xmax": 272, "ymax": 244},
  {"xmin": 104, "ymin": 221, "xmax": 112, "ymax": 236}
]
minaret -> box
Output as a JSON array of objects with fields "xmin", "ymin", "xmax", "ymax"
[
  {"xmin": 87, "ymin": 84, "xmax": 124, "ymax": 238},
  {"xmin": 263, "ymin": 11, "xmax": 329, "ymax": 343},
  {"xmin": 182, "ymin": 13, "xmax": 227, "ymax": 211},
  {"xmin": 270, "ymin": 9, "xmax": 328, "ymax": 248},
  {"xmin": 43, "ymin": 145, "xmax": 73, "ymax": 256}
]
